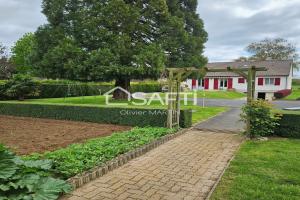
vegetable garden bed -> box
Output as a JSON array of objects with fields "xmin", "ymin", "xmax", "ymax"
[{"xmin": 0, "ymin": 115, "xmax": 131, "ymax": 155}]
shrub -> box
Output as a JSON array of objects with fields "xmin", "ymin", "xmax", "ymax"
[
  {"xmin": 0, "ymin": 103, "xmax": 192, "ymax": 128},
  {"xmin": 0, "ymin": 80, "xmax": 161, "ymax": 100},
  {"xmin": 3, "ymin": 74, "xmax": 40, "ymax": 100},
  {"xmin": 27, "ymin": 127, "xmax": 175, "ymax": 178},
  {"xmin": 274, "ymin": 89, "xmax": 292, "ymax": 99},
  {"xmin": 241, "ymin": 100, "xmax": 279, "ymax": 138},
  {"xmin": 275, "ymin": 113, "xmax": 300, "ymax": 138},
  {"xmin": 0, "ymin": 144, "xmax": 70, "ymax": 200}
]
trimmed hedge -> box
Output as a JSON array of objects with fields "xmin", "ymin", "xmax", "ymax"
[
  {"xmin": 0, "ymin": 103, "xmax": 191, "ymax": 128},
  {"xmin": 274, "ymin": 89, "xmax": 292, "ymax": 99},
  {"xmin": 275, "ymin": 113, "xmax": 300, "ymax": 138},
  {"xmin": 0, "ymin": 81, "xmax": 162, "ymax": 100}
]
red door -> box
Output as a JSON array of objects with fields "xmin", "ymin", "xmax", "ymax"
[
  {"xmin": 214, "ymin": 78, "xmax": 219, "ymax": 90},
  {"xmin": 192, "ymin": 79, "xmax": 197, "ymax": 89},
  {"xmin": 228, "ymin": 78, "xmax": 233, "ymax": 89},
  {"xmin": 204, "ymin": 78, "xmax": 209, "ymax": 89}
]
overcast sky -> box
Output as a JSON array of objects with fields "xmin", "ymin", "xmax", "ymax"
[{"xmin": 1, "ymin": 0, "xmax": 300, "ymax": 65}]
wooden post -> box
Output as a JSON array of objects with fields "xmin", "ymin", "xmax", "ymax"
[
  {"xmin": 167, "ymin": 71, "xmax": 173, "ymax": 128},
  {"xmin": 246, "ymin": 67, "xmax": 253, "ymax": 137},
  {"xmin": 251, "ymin": 67, "xmax": 256, "ymax": 99},
  {"xmin": 176, "ymin": 75, "xmax": 181, "ymax": 129}
]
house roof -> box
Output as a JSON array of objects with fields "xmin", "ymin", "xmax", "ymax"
[{"xmin": 205, "ymin": 60, "xmax": 293, "ymax": 77}]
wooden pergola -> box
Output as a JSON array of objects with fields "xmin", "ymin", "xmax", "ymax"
[{"xmin": 166, "ymin": 65, "xmax": 267, "ymax": 135}]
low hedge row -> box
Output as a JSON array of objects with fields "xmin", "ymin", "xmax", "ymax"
[
  {"xmin": 0, "ymin": 103, "xmax": 192, "ymax": 128},
  {"xmin": 275, "ymin": 113, "xmax": 300, "ymax": 138},
  {"xmin": 0, "ymin": 81, "xmax": 162, "ymax": 100}
]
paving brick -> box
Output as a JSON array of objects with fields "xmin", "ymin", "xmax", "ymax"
[{"xmin": 63, "ymin": 131, "xmax": 242, "ymax": 200}]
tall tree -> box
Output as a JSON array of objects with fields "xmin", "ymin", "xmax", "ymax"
[
  {"xmin": 0, "ymin": 43, "xmax": 15, "ymax": 79},
  {"xmin": 246, "ymin": 38, "xmax": 299, "ymax": 62},
  {"xmin": 31, "ymin": 0, "xmax": 207, "ymax": 99},
  {"xmin": 11, "ymin": 33, "xmax": 36, "ymax": 74}
]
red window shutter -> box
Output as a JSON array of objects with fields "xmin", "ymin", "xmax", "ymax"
[
  {"xmin": 204, "ymin": 78, "xmax": 209, "ymax": 89},
  {"xmin": 275, "ymin": 78, "xmax": 281, "ymax": 86},
  {"xmin": 228, "ymin": 78, "xmax": 233, "ymax": 89},
  {"xmin": 258, "ymin": 78, "xmax": 264, "ymax": 86},
  {"xmin": 192, "ymin": 79, "xmax": 196, "ymax": 89},
  {"xmin": 238, "ymin": 78, "xmax": 245, "ymax": 83},
  {"xmin": 214, "ymin": 78, "xmax": 219, "ymax": 90}
]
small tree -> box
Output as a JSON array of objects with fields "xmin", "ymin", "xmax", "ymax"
[
  {"xmin": 4, "ymin": 74, "xmax": 40, "ymax": 101},
  {"xmin": 241, "ymin": 100, "xmax": 279, "ymax": 138},
  {"xmin": 0, "ymin": 43, "xmax": 15, "ymax": 79},
  {"xmin": 246, "ymin": 38, "xmax": 299, "ymax": 69},
  {"xmin": 10, "ymin": 33, "xmax": 36, "ymax": 74}
]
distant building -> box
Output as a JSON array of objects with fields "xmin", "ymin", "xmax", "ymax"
[{"xmin": 185, "ymin": 60, "xmax": 293, "ymax": 101}]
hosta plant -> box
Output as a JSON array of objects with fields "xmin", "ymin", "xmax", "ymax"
[{"xmin": 0, "ymin": 144, "xmax": 71, "ymax": 200}]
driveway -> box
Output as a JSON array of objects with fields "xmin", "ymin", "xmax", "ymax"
[
  {"xmin": 195, "ymin": 108, "xmax": 244, "ymax": 133},
  {"xmin": 195, "ymin": 98, "xmax": 300, "ymax": 109}
]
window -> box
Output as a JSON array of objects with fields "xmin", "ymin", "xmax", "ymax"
[
  {"xmin": 219, "ymin": 78, "xmax": 228, "ymax": 89},
  {"xmin": 198, "ymin": 79, "xmax": 205, "ymax": 87},
  {"xmin": 238, "ymin": 78, "xmax": 245, "ymax": 83},
  {"xmin": 265, "ymin": 78, "xmax": 275, "ymax": 85}
]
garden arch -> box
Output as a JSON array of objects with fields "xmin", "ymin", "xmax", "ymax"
[{"xmin": 166, "ymin": 66, "xmax": 267, "ymax": 135}]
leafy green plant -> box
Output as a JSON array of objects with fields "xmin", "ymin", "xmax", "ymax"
[
  {"xmin": 3, "ymin": 74, "xmax": 40, "ymax": 101},
  {"xmin": 0, "ymin": 144, "xmax": 71, "ymax": 200},
  {"xmin": 241, "ymin": 99, "xmax": 280, "ymax": 138},
  {"xmin": 27, "ymin": 127, "xmax": 176, "ymax": 178}
]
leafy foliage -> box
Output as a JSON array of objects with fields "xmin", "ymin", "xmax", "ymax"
[
  {"xmin": 30, "ymin": 0, "xmax": 207, "ymax": 98},
  {"xmin": 0, "ymin": 144, "xmax": 71, "ymax": 200},
  {"xmin": 275, "ymin": 113, "xmax": 300, "ymax": 138},
  {"xmin": 3, "ymin": 74, "xmax": 40, "ymax": 100},
  {"xmin": 0, "ymin": 102, "xmax": 192, "ymax": 128},
  {"xmin": 246, "ymin": 38, "xmax": 299, "ymax": 63},
  {"xmin": 10, "ymin": 33, "xmax": 37, "ymax": 74},
  {"xmin": 26, "ymin": 127, "xmax": 176, "ymax": 178},
  {"xmin": 0, "ymin": 43, "xmax": 15, "ymax": 79},
  {"xmin": 241, "ymin": 100, "xmax": 280, "ymax": 138}
]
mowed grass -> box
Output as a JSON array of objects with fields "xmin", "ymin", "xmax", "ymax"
[
  {"xmin": 284, "ymin": 85, "xmax": 300, "ymax": 100},
  {"xmin": 211, "ymin": 138, "xmax": 300, "ymax": 200},
  {"xmin": 150, "ymin": 90, "xmax": 246, "ymax": 99},
  {"xmin": 21, "ymin": 96, "xmax": 228, "ymax": 124}
]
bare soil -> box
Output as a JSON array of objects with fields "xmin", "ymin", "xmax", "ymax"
[{"xmin": 0, "ymin": 115, "xmax": 131, "ymax": 155}]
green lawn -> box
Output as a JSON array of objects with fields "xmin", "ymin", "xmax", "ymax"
[
  {"xmin": 18, "ymin": 95, "xmax": 227, "ymax": 124},
  {"xmin": 211, "ymin": 138, "xmax": 300, "ymax": 200},
  {"xmin": 149, "ymin": 90, "xmax": 246, "ymax": 99},
  {"xmin": 284, "ymin": 85, "xmax": 300, "ymax": 100}
]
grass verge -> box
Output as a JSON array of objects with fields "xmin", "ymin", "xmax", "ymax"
[{"xmin": 211, "ymin": 138, "xmax": 300, "ymax": 200}]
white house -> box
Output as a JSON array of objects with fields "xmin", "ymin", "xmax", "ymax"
[{"xmin": 185, "ymin": 60, "xmax": 293, "ymax": 100}]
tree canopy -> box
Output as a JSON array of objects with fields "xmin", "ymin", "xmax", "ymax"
[
  {"xmin": 11, "ymin": 33, "xmax": 36, "ymax": 74},
  {"xmin": 31, "ymin": 0, "xmax": 207, "ymax": 98},
  {"xmin": 246, "ymin": 38, "xmax": 299, "ymax": 61},
  {"xmin": 0, "ymin": 43, "xmax": 15, "ymax": 79}
]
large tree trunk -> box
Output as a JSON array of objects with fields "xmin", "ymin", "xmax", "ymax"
[{"xmin": 113, "ymin": 77, "xmax": 131, "ymax": 99}]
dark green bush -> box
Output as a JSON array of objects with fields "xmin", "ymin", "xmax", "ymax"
[
  {"xmin": 241, "ymin": 100, "xmax": 279, "ymax": 138},
  {"xmin": 0, "ymin": 103, "xmax": 192, "ymax": 128},
  {"xmin": 2, "ymin": 74, "xmax": 40, "ymax": 101},
  {"xmin": 0, "ymin": 144, "xmax": 70, "ymax": 200},
  {"xmin": 275, "ymin": 113, "xmax": 300, "ymax": 138},
  {"xmin": 27, "ymin": 127, "xmax": 175, "ymax": 178},
  {"xmin": 0, "ymin": 80, "xmax": 161, "ymax": 100}
]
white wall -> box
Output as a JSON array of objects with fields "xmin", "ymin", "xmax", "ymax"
[{"xmin": 185, "ymin": 76, "xmax": 290, "ymax": 92}]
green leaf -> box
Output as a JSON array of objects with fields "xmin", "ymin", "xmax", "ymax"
[
  {"xmin": 21, "ymin": 160, "xmax": 52, "ymax": 170},
  {"xmin": 0, "ymin": 147, "xmax": 18, "ymax": 179},
  {"xmin": 33, "ymin": 177, "xmax": 71, "ymax": 200}
]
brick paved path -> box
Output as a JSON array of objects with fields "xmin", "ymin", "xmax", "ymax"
[{"xmin": 63, "ymin": 131, "xmax": 243, "ymax": 200}]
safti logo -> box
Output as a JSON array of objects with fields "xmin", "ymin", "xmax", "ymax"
[{"xmin": 104, "ymin": 87, "xmax": 198, "ymax": 106}]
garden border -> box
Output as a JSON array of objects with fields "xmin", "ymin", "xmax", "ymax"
[{"xmin": 67, "ymin": 128, "xmax": 191, "ymax": 189}]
